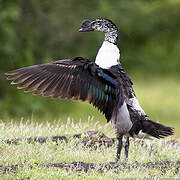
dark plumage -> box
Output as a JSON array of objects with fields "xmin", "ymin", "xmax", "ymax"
[
  {"xmin": 6, "ymin": 57, "xmax": 123, "ymax": 121},
  {"xmin": 5, "ymin": 18, "xmax": 174, "ymax": 162}
]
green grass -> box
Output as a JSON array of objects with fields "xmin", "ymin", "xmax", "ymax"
[{"xmin": 0, "ymin": 119, "xmax": 179, "ymax": 179}]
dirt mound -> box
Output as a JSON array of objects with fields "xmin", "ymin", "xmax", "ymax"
[
  {"xmin": 45, "ymin": 161, "xmax": 180, "ymax": 173},
  {"xmin": 2, "ymin": 130, "xmax": 115, "ymax": 147},
  {"xmin": 0, "ymin": 161, "xmax": 179, "ymax": 174}
]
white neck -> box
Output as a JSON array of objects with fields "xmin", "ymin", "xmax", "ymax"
[{"xmin": 95, "ymin": 41, "xmax": 120, "ymax": 69}]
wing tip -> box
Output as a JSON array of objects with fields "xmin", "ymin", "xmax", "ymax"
[{"xmin": 5, "ymin": 70, "xmax": 19, "ymax": 76}]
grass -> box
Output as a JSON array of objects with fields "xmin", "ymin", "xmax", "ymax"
[{"xmin": 0, "ymin": 119, "xmax": 179, "ymax": 179}]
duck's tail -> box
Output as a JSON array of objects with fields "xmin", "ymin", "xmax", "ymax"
[{"xmin": 129, "ymin": 120, "xmax": 174, "ymax": 139}]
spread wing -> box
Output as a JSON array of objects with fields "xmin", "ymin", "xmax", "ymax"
[{"xmin": 5, "ymin": 57, "xmax": 124, "ymax": 121}]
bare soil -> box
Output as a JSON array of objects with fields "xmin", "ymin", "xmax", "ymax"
[{"xmin": 0, "ymin": 161, "xmax": 179, "ymax": 174}]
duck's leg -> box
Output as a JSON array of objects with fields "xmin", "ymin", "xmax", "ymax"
[
  {"xmin": 124, "ymin": 137, "xmax": 130, "ymax": 161},
  {"xmin": 115, "ymin": 136, "xmax": 123, "ymax": 162}
]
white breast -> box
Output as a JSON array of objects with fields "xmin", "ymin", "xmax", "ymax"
[{"xmin": 95, "ymin": 41, "xmax": 120, "ymax": 69}]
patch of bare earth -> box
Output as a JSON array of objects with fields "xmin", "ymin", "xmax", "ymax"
[{"xmin": 0, "ymin": 161, "xmax": 179, "ymax": 175}]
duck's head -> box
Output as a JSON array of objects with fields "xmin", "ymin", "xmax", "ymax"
[
  {"xmin": 79, "ymin": 18, "xmax": 118, "ymax": 33},
  {"xmin": 79, "ymin": 18, "xmax": 118, "ymax": 44}
]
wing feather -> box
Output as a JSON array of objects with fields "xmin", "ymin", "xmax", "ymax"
[{"xmin": 5, "ymin": 57, "xmax": 124, "ymax": 121}]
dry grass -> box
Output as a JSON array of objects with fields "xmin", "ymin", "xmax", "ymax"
[{"xmin": 0, "ymin": 118, "xmax": 179, "ymax": 179}]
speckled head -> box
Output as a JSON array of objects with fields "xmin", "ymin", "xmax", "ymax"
[{"xmin": 79, "ymin": 18, "xmax": 119, "ymax": 45}]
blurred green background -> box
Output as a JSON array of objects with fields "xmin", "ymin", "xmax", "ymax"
[{"xmin": 0, "ymin": 0, "xmax": 180, "ymax": 136}]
